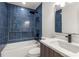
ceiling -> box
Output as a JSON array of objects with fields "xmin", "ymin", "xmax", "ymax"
[{"xmin": 8, "ymin": 2, "xmax": 41, "ymax": 9}]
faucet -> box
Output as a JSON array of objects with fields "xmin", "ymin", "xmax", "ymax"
[{"xmin": 65, "ymin": 34, "xmax": 72, "ymax": 43}]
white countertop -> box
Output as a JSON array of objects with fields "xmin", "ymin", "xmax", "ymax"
[{"xmin": 40, "ymin": 37, "xmax": 79, "ymax": 57}]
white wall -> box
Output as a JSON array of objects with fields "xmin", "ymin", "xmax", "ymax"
[{"xmin": 42, "ymin": 2, "xmax": 55, "ymax": 37}]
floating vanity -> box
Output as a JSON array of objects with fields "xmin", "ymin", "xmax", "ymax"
[{"xmin": 40, "ymin": 37, "xmax": 79, "ymax": 57}]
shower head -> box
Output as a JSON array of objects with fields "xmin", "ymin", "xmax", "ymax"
[{"xmin": 30, "ymin": 10, "xmax": 38, "ymax": 14}]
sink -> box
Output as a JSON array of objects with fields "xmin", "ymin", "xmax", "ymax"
[
  {"xmin": 50, "ymin": 40, "xmax": 79, "ymax": 53},
  {"xmin": 40, "ymin": 38, "xmax": 79, "ymax": 56}
]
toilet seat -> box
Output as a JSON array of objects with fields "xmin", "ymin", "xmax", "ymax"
[{"xmin": 27, "ymin": 47, "xmax": 40, "ymax": 57}]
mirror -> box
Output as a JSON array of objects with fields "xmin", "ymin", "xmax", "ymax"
[
  {"xmin": 62, "ymin": 2, "xmax": 79, "ymax": 34},
  {"xmin": 55, "ymin": 9, "xmax": 62, "ymax": 33},
  {"xmin": 55, "ymin": 5, "xmax": 62, "ymax": 33}
]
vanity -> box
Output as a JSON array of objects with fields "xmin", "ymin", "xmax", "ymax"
[
  {"xmin": 40, "ymin": 37, "xmax": 79, "ymax": 57},
  {"xmin": 40, "ymin": 42, "xmax": 63, "ymax": 57}
]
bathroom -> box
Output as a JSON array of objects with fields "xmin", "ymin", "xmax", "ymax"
[{"xmin": 0, "ymin": 2, "xmax": 79, "ymax": 57}]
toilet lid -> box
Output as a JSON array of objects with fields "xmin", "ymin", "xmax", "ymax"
[{"xmin": 28, "ymin": 47, "xmax": 40, "ymax": 55}]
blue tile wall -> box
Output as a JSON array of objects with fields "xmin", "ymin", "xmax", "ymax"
[
  {"xmin": 34, "ymin": 4, "xmax": 42, "ymax": 40},
  {"xmin": 0, "ymin": 3, "xmax": 42, "ymax": 44},
  {"xmin": 0, "ymin": 3, "xmax": 8, "ymax": 44},
  {"xmin": 7, "ymin": 4, "xmax": 34, "ymax": 32},
  {"xmin": 6, "ymin": 3, "xmax": 34, "ymax": 42},
  {"xmin": 55, "ymin": 9, "xmax": 62, "ymax": 32}
]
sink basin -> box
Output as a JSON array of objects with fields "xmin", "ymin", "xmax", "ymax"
[
  {"xmin": 50, "ymin": 40, "xmax": 79, "ymax": 53},
  {"xmin": 40, "ymin": 38, "xmax": 79, "ymax": 56}
]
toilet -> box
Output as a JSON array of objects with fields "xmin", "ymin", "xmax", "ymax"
[{"xmin": 27, "ymin": 47, "xmax": 40, "ymax": 57}]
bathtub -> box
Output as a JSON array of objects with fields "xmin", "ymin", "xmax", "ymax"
[{"xmin": 1, "ymin": 40, "xmax": 39, "ymax": 57}]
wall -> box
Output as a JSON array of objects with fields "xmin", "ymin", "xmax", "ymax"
[
  {"xmin": 6, "ymin": 3, "xmax": 34, "ymax": 43},
  {"xmin": 42, "ymin": 2, "xmax": 55, "ymax": 37},
  {"xmin": 0, "ymin": 3, "xmax": 42, "ymax": 44},
  {"xmin": 34, "ymin": 4, "xmax": 42, "ymax": 39},
  {"xmin": 0, "ymin": 3, "xmax": 8, "ymax": 44}
]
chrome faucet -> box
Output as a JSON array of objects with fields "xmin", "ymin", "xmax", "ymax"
[{"xmin": 65, "ymin": 34, "xmax": 72, "ymax": 43}]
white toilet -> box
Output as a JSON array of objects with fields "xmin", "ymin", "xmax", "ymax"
[{"xmin": 27, "ymin": 47, "xmax": 40, "ymax": 57}]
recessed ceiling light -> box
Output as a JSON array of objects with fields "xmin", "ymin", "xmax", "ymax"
[{"xmin": 22, "ymin": 2, "xmax": 26, "ymax": 5}]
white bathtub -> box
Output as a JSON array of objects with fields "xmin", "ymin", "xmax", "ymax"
[{"xmin": 1, "ymin": 40, "xmax": 39, "ymax": 57}]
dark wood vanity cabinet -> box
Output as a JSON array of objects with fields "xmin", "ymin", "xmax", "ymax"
[
  {"xmin": 40, "ymin": 43, "xmax": 50, "ymax": 57},
  {"xmin": 40, "ymin": 43, "xmax": 63, "ymax": 57}
]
